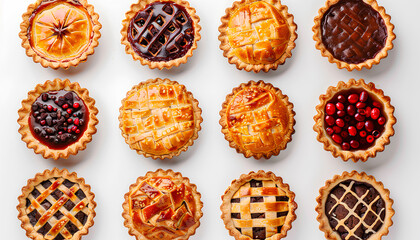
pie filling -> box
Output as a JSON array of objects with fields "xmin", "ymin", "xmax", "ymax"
[
  {"xmin": 230, "ymin": 179, "xmax": 289, "ymax": 239},
  {"xmin": 323, "ymin": 88, "xmax": 386, "ymax": 151},
  {"xmin": 321, "ymin": 0, "xmax": 387, "ymax": 64},
  {"xmin": 29, "ymin": 90, "xmax": 89, "ymax": 150},
  {"xmin": 26, "ymin": 177, "xmax": 89, "ymax": 239},
  {"xmin": 325, "ymin": 180, "xmax": 386, "ymax": 240},
  {"xmin": 227, "ymin": 1, "xmax": 291, "ymax": 64},
  {"xmin": 127, "ymin": 1, "xmax": 195, "ymax": 62},
  {"xmin": 28, "ymin": 0, "xmax": 93, "ymax": 62}
]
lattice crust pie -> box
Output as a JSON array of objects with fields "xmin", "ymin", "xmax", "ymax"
[
  {"xmin": 219, "ymin": 0, "xmax": 297, "ymax": 72},
  {"xmin": 313, "ymin": 0, "xmax": 395, "ymax": 71},
  {"xmin": 17, "ymin": 168, "xmax": 96, "ymax": 240},
  {"xmin": 316, "ymin": 171, "xmax": 394, "ymax": 240},
  {"xmin": 121, "ymin": 0, "xmax": 201, "ymax": 69},
  {"xmin": 20, "ymin": 0, "xmax": 101, "ymax": 69},
  {"xmin": 119, "ymin": 78, "xmax": 202, "ymax": 159},
  {"xmin": 221, "ymin": 171, "xmax": 297, "ymax": 240},
  {"xmin": 122, "ymin": 169, "xmax": 203, "ymax": 240},
  {"xmin": 220, "ymin": 81, "xmax": 295, "ymax": 159},
  {"xmin": 313, "ymin": 79, "xmax": 396, "ymax": 162},
  {"xmin": 18, "ymin": 79, "xmax": 99, "ymax": 160}
]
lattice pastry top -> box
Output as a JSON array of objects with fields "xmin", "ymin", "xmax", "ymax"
[
  {"xmin": 17, "ymin": 168, "xmax": 96, "ymax": 240},
  {"xmin": 122, "ymin": 169, "xmax": 203, "ymax": 240},
  {"xmin": 316, "ymin": 171, "xmax": 394, "ymax": 240},
  {"xmin": 221, "ymin": 170, "xmax": 297, "ymax": 240},
  {"xmin": 220, "ymin": 80, "xmax": 295, "ymax": 159}
]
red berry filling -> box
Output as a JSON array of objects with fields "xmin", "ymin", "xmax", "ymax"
[
  {"xmin": 29, "ymin": 90, "xmax": 89, "ymax": 150},
  {"xmin": 323, "ymin": 89, "xmax": 386, "ymax": 151}
]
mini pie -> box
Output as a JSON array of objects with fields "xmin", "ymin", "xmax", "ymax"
[
  {"xmin": 122, "ymin": 169, "xmax": 203, "ymax": 240},
  {"xmin": 316, "ymin": 171, "xmax": 394, "ymax": 240},
  {"xmin": 121, "ymin": 0, "xmax": 201, "ymax": 69},
  {"xmin": 18, "ymin": 78, "xmax": 99, "ymax": 160},
  {"xmin": 218, "ymin": 0, "xmax": 297, "ymax": 72},
  {"xmin": 221, "ymin": 170, "xmax": 297, "ymax": 240},
  {"xmin": 313, "ymin": 0, "xmax": 395, "ymax": 71},
  {"xmin": 119, "ymin": 78, "xmax": 202, "ymax": 159},
  {"xmin": 17, "ymin": 168, "xmax": 96, "ymax": 240},
  {"xmin": 20, "ymin": 0, "xmax": 102, "ymax": 69},
  {"xmin": 220, "ymin": 80, "xmax": 295, "ymax": 159},
  {"xmin": 313, "ymin": 79, "xmax": 396, "ymax": 162}
]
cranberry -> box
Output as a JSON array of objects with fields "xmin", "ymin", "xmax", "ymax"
[
  {"xmin": 326, "ymin": 127, "xmax": 334, "ymax": 135},
  {"xmin": 356, "ymin": 102, "xmax": 366, "ymax": 109},
  {"xmin": 333, "ymin": 126, "xmax": 342, "ymax": 133},
  {"xmin": 67, "ymin": 109, "xmax": 72, "ymax": 114},
  {"xmin": 326, "ymin": 103, "xmax": 336, "ymax": 115},
  {"xmin": 347, "ymin": 105, "xmax": 356, "ymax": 116},
  {"xmin": 58, "ymin": 131, "xmax": 63, "ymax": 135},
  {"xmin": 354, "ymin": 113, "xmax": 365, "ymax": 122},
  {"xmin": 68, "ymin": 129, "xmax": 72, "ymax": 133},
  {"xmin": 67, "ymin": 118, "xmax": 73, "ymax": 123},
  {"xmin": 342, "ymin": 142, "xmax": 350, "ymax": 150},
  {"xmin": 62, "ymin": 104, "xmax": 69, "ymax": 109},
  {"xmin": 372, "ymin": 130, "xmax": 380, "ymax": 138},
  {"xmin": 344, "ymin": 116, "xmax": 351, "ymax": 122},
  {"xmin": 337, "ymin": 110, "xmax": 346, "ymax": 117},
  {"xmin": 371, "ymin": 108, "xmax": 380, "ymax": 120},
  {"xmin": 325, "ymin": 116, "xmax": 335, "ymax": 126},
  {"xmin": 336, "ymin": 102, "xmax": 345, "ymax": 111},
  {"xmin": 359, "ymin": 91, "xmax": 368, "ymax": 102},
  {"xmin": 47, "ymin": 105, "xmax": 53, "ymax": 111},
  {"xmin": 75, "ymin": 129, "xmax": 81, "ymax": 134},
  {"xmin": 332, "ymin": 134, "xmax": 343, "ymax": 144},
  {"xmin": 373, "ymin": 101, "xmax": 381, "ymax": 108},
  {"xmin": 348, "ymin": 126, "xmax": 357, "ymax": 136},
  {"xmin": 360, "ymin": 131, "xmax": 367, "ymax": 138},
  {"xmin": 337, "ymin": 95, "xmax": 346, "ymax": 103},
  {"xmin": 365, "ymin": 107, "xmax": 371, "ymax": 118},
  {"xmin": 40, "ymin": 120, "xmax": 46, "ymax": 125},
  {"xmin": 341, "ymin": 131, "xmax": 349, "ymax": 138},
  {"xmin": 336, "ymin": 118, "xmax": 345, "ymax": 128},
  {"xmin": 378, "ymin": 117, "xmax": 386, "ymax": 125},
  {"xmin": 73, "ymin": 103, "xmax": 80, "ymax": 109},
  {"xmin": 365, "ymin": 120, "xmax": 374, "ymax": 132},
  {"xmin": 358, "ymin": 109, "xmax": 366, "ymax": 115},
  {"xmin": 53, "ymin": 107, "xmax": 57, "ymax": 112},
  {"xmin": 350, "ymin": 140, "xmax": 360, "ymax": 149},
  {"xmin": 348, "ymin": 94, "xmax": 358, "ymax": 104},
  {"xmin": 356, "ymin": 122, "xmax": 364, "ymax": 130},
  {"xmin": 366, "ymin": 135, "xmax": 374, "ymax": 143},
  {"xmin": 74, "ymin": 118, "xmax": 80, "ymax": 125},
  {"xmin": 71, "ymin": 126, "xmax": 77, "ymax": 132}
]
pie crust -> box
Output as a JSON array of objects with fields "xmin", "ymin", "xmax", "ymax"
[
  {"xmin": 221, "ymin": 170, "xmax": 297, "ymax": 240},
  {"xmin": 316, "ymin": 171, "xmax": 394, "ymax": 240},
  {"xmin": 313, "ymin": 79, "xmax": 396, "ymax": 162},
  {"xmin": 218, "ymin": 0, "xmax": 297, "ymax": 73},
  {"xmin": 220, "ymin": 80, "xmax": 295, "ymax": 159},
  {"xmin": 313, "ymin": 0, "xmax": 395, "ymax": 71},
  {"xmin": 122, "ymin": 169, "xmax": 203, "ymax": 240},
  {"xmin": 121, "ymin": 0, "xmax": 201, "ymax": 70},
  {"xmin": 17, "ymin": 168, "xmax": 96, "ymax": 240},
  {"xmin": 18, "ymin": 78, "xmax": 99, "ymax": 160},
  {"xmin": 19, "ymin": 0, "xmax": 102, "ymax": 69},
  {"xmin": 119, "ymin": 78, "xmax": 202, "ymax": 160}
]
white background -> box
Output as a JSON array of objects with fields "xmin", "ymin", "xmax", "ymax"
[{"xmin": 0, "ymin": 0, "xmax": 415, "ymax": 239}]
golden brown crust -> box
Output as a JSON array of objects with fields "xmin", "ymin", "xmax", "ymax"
[
  {"xmin": 17, "ymin": 168, "xmax": 96, "ymax": 240},
  {"xmin": 218, "ymin": 0, "xmax": 297, "ymax": 73},
  {"xmin": 220, "ymin": 80, "xmax": 295, "ymax": 159},
  {"xmin": 221, "ymin": 170, "xmax": 297, "ymax": 240},
  {"xmin": 312, "ymin": 0, "xmax": 395, "ymax": 71},
  {"xmin": 121, "ymin": 0, "xmax": 201, "ymax": 70},
  {"xmin": 313, "ymin": 79, "xmax": 396, "ymax": 162},
  {"xmin": 17, "ymin": 78, "xmax": 99, "ymax": 160},
  {"xmin": 118, "ymin": 78, "xmax": 202, "ymax": 160},
  {"xmin": 19, "ymin": 0, "xmax": 102, "ymax": 70},
  {"xmin": 315, "ymin": 171, "xmax": 394, "ymax": 240},
  {"xmin": 122, "ymin": 169, "xmax": 203, "ymax": 240}
]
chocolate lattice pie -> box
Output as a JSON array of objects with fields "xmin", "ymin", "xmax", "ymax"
[
  {"xmin": 313, "ymin": 0, "xmax": 395, "ymax": 71},
  {"xmin": 17, "ymin": 168, "xmax": 96, "ymax": 240},
  {"xmin": 221, "ymin": 171, "xmax": 297, "ymax": 240},
  {"xmin": 122, "ymin": 169, "xmax": 203, "ymax": 240},
  {"xmin": 316, "ymin": 171, "xmax": 394, "ymax": 240}
]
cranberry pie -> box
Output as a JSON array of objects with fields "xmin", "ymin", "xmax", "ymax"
[
  {"xmin": 316, "ymin": 171, "xmax": 394, "ymax": 240},
  {"xmin": 20, "ymin": 0, "xmax": 102, "ymax": 69},
  {"xmin": 18, "ymin": 79, "xmax": 99, "ymax": 160},
  {"xmin": 313, "ymin": 0, "xmax": 395, "ymax": 71},
  {"xmin": 314, "ymin": 79, "xmax": 396, "ymax": 162},
  {"xmin": 220, "ymin": 81, "xmax": 295, "ymax": 159},
  {"xmin": 121, "ymin": 0, "xmax": 201, "ymax": 69},
  {"xmin": 221, "ymin": 170, "xmax": 297, "ymax": 240},
  {"xmin": 17, "ymin": 168, "xmax": 96, "ymax": 240},
  {"xmin": 219, "ymin": 0, "xmax": 297, "ymax": 72},
  {"xmin": 122, "ymin": 169, "xmax": 203, "ymax": 240}
]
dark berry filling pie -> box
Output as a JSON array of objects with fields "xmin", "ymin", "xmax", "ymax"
[
  {"xmin": 127, "ymin": 1, "xmax": 194, "ymax": 62},
  {"xmin": 324, "ymin": 89, "xmax": 386, "ymax": 151},
  {"xmin": 29, "ymin": 90, "xmax": 89, "ymax": 150}
]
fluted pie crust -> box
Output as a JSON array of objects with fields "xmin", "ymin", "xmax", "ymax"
[
  {"xmin": 313, "ymin": 0, "xmax": 395, "ymax": 71},
  {"xmin": 19, "ymin": 0, "xmax": 101, "ymax": 69},
  {"xmin": 122, "ymin": 169, "xmax": 203, "ymax": 240},
  {"xmin": 18, "ymin": 79, "xmax": 99, "ymax": 160},
  {"xmin": 316, "ymin": 171, "xmax": 394, "ymax": 240},
  {"xmin": 218, "ymin": 0, "xmax": 297, "ymax": 72},
  {"xmin": 17, "ymin": 168, "xmax": 96, "ymax": 240},
  {"xmin": 220, "ymin": 80, "xmax": 295, "ymax": 159},
  {"xmin": 221, "ymin": 170, "xmax": 297, "ymax": 240},
  {"xmin": 121, "ymin": 0, "xmax": 201, "ymax": 70}
]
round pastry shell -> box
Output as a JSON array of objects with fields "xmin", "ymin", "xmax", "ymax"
[
  {"xmin": 17, "ymin": 78, "xmax": 99, "ymax": 160},
  {"xmin": 312, "ymin": 0, "xmax": 395, "ymax": 71},
  {"xmin": 19, "ymin": 0, "xmax": 102, "ymax": 70},
  {"xmin": 17, "ymin": 168, "xmax": 97, "ymax": 240},
  {"xmin": 313, "ymin": 79, "xmax": 396, "ymax": 162},
  {"xmin": 121, "ymin": 0, "xmax": 201, "ymax": 70}
]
